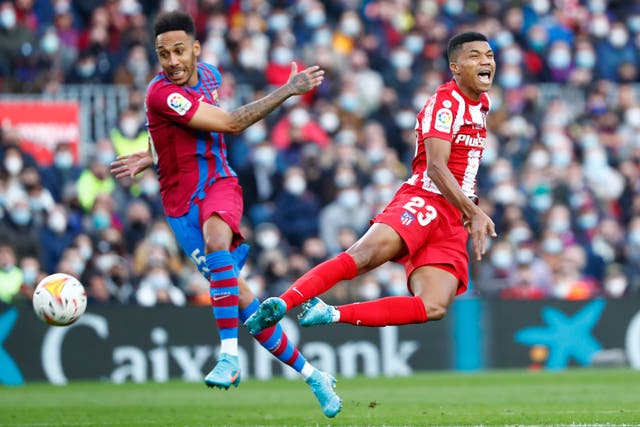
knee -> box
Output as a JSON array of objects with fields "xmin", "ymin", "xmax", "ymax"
[
  {"xmin": 204, "ymin": 236, "xmax": 229, "ymax": 254},
  {"xmin": 421, "ymin": 298, "xmax": 450, "ymax": 321}
]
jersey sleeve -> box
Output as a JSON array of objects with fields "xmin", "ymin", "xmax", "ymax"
[
  {"xmin": 146, "ymin": 82, "xmax": 200, "ymax": 126},
  {"xmin": 420, "ymin": 91, "xmax": 459, "ymax": 142}
]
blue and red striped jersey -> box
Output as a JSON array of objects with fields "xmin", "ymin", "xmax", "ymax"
[{"xmin": 145, "ymin": 62, "xmax": 236, "ymax": 217}]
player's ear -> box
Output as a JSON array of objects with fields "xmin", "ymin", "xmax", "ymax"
[
  {"xmin": 193, "ymin": 39, "xmax": 201, "ymax": 57},
  {"xmin": 450, "ymin": 61, "xmax": 459, "ymax": 75}
]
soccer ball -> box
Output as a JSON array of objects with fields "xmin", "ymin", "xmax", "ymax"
[{"xmin": 32, "ymin": 273, "xmax": 87, "ymax": 326}]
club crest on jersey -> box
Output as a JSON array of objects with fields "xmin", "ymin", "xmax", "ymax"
[
  {"xmin": 434, "ymin": 108, "xmax": 453, "ymax": 133},
  {"xmin": 400, "ymin": 211, "xmax": 415, "ymax": 226},
  {"xmin": 167, "ymin": 92, "xmax": 192, "ymax": 116}
]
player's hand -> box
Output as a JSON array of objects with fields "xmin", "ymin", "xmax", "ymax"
[
  {"xmin": 463, "ymin": 210, "xmax": 497, "ymax": 261},
  {"xmin": 110, "ymin": 151, "xmax": 153, "ymax": 179},
  {"xmin": 286, "ymin": 62, "xmax": 324, "ymax": 95}
]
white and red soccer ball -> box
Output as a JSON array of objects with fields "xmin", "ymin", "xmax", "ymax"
[{"xmin": 32, "ymin": 273, "xmax": 87, "ymax": 326}]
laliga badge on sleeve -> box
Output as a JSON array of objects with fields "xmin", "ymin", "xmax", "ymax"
[{"xmin": 167, "ymin": 92, "xmax": 193, "ymax": 116}]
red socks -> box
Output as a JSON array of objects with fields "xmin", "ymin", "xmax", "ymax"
[
  {"xmin": 281, "ymin": 252, "xmax": 358, "ymax": 309},
  {"xmin": 338, "ymin": 296, "xmax": 428, "ymax": 326}
]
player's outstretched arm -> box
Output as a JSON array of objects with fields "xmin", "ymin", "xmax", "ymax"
[
  {"xmin": 425, "ymin": 137, "xmax": 496, "ymax": 261},
  {"xmin": 110, "ymin": 149, "xmax": 154, "ymax": 180},
  {"xmin": 188, "ymin": 62, "xmax": 324, "ymax": 134}
]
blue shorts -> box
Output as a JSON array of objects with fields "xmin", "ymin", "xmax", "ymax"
[{"xmin": 166, "ymin": 178, "xmax": 248, "ymax": 279}]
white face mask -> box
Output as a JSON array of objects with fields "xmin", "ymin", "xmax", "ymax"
[
  {"xmin": 120, "ymin": 117, "xmax": 140, "ymax": 138},
  {"xmin": 0, "ymin": 8, "xmax": 16, "ymax": 29},
  {"xmin": 285, "ymin": 176, "xmax": 306, "ymax": 196},
  {"xmin": 338, "ymin": 190, "xmax": 360, "ymax": 208},
  {"xmin": 4, "ymin": 156, "xmax": 23, "ymax": 176},
  {"xmin": 48, "ymin": 212, "xmax": 67, "ymax": 233}
]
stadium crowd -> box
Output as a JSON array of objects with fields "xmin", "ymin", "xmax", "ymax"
[{"xmin": 1, "ymin": 0, "xmax": 640, "ymax": 307}]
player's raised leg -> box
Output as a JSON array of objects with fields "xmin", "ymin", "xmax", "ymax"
[
  {"xmin": 299, "ymin": 266, "xmax": 458, "ymax": 327},
  {"xmin": 245, "ymin": 223, "xmax": 403, "ymax": 334}
]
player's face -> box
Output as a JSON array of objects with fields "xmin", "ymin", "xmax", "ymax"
[
  {"xmin": 450, "ymin": 41, "xmax": 495, "ymax": 100},
  {"xmin": 155, "ymin": 30, "xmax": 201, "ymax": 86}
]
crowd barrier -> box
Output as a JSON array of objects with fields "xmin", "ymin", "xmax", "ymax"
[{"xmin": 2, "ymin": 298, "xmax": 638, "ymax": 385}]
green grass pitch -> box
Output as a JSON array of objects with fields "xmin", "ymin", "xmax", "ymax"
[{"xmin": 1, "ymin": 368, "xmax": 639, "ymax": 426}]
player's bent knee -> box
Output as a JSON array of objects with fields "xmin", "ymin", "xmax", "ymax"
[{"xmin": 423, "ymin": 301, "xmax": 449, "ymax": 321}]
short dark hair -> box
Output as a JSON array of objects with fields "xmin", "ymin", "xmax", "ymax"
[
  {"xmin": 153, "ymin": 11, "xmax": 195, "ymax": 38},
  {"xmin": 447, "ymin": 32, "xmax": 489, "ymax": 62}
]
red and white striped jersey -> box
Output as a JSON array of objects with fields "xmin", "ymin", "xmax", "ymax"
[{"xmin": 407, "ymin": 79, "xmax": 490, "ymax": 199}]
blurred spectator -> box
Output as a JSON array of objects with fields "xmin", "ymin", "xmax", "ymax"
[
  {"xmin": 39, "ymin": 204, "xmax": 76, "ymax": 273},
  {"xmin": 136, "ymin": 264, "xmax": 186, "ymax": 307},
  {"xmin": 0, "ymin": 243, "xmax": 23, "ymax": 304},
  {"xmin": 39, "ymin": 141, "xmax": 82, "ymax": 203},
  {"xmin": 319, "ymin": 184, "xmax": 370, "ymax": 255},
  {"xmin": 76, "ymin": 158, "xmax": 116, "ymax": 213},
  {"xmin": 18, "ymin": 255, "xmax": 42, "ymax": 300},
  {"xmin": 272, "ymin": 165, "xmax": 320, "ymax": 248},
  {"xmin": 111, "ymin": 108, "xmax": 148, "ymax": 157},
  {"xmin": 0, "ymin": 190, "xmax": 40, "ymax": 260}
]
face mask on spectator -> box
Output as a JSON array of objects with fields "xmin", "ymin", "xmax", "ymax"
[
  {"xmin": 542, "ymin": 238, "xmax": 563, "ymax": 254},
  {"xmin": 367, "ymin": 148, "xmax": 386, "ymax": 164},
  {"xmin": 531, "ymin": 192, "xmax": 552, "ymax": 212},
  {"xmin": 253, "ymin": 146, "xmax": 276, "ymax": 168},
  {"xmin": 360, "ymin": 282, "xmax": 380, "ymax": 300},
  {"xmin": 120, "ymin": 118, "xmax": 140, "ymax": 138},
  {"xmin": 627, "ymin": 15, "xmax": 640, "ymax": 33},
  {"xmin": 491, "ymin": 249, "xmax": 513, "ymax": 269},
  {"xmin": 404, "ymin": 35, "xmax": 424, "ymax": 55},
  {"xmin": 509, "ymin": 227, "xmax": 532, "ymax": 244},
  {"xmin": 502, "ymin": 48, "xmax": 523, "ymax": 65},
  {"xmin": 256, "ymin": 230, "xmax": 279, "ymax": 249},
  {"xmin": 239, "ymin": 49, "xmax": 263, "ymax": 69},
  {"xmin": 340, "ymin": 17, "xmax": 361, "ymax": 37},
  {"xmin": 629, "ymin": 230, "xmax": 640, "ymax": 246},
  {"xmin": 41, "ymin": 31, "xmax": 60, "ymax": 55},
  {"xmin": 372, "ymin": 168, "xmax": 394, "ymax": 185},
  {"xmin": 148, "ymin": 273, "xmax": 171, "ymax": 289},
  {"xmin": 11, "ymin": 208, "xmax": 31, "ymax": 225},
  {"xmin": 335, "ymin": 172, "xmax": 355, "ymax": 188},
  {"xmin": 22, "ymin": 267, "xmax": 38, "ymax": 286},
  {"xmin": 588, "ymin": 0, "xmax": 607, "ymax": 14},
  {"xmin": 605, "ymin": 276, "xmax": 627, "ymax": 298},
  {"xmin": 268, "ymin": 13, "xmax": 289, "ymax": 32},
  {"xmin": 150, "ymin": 230, "xmax": 172, "ymax": 248},
  {"xmin": 551, "ymin": 150, "xmax": 572, "ymax": 167},
  {"xmin": 71, "ymin": 259, "xmax": 85, "ymax": 276},
  {"xmin": 140, "ymin": 179, "xmax": 160, "ymax": 196},
  {"xmin": 48, "ymin": 211, "xmax": 67, "ymax": 233},
  {"xmin": 339, "ymin": 93, "xmax": 358, "ymax": 112},
  {"xmin": 547, "ymin": 48, "xmax": 571, "ymax": 69},
  {"xmin": 93, "ymin": 211, "xmax": 111, "ymax": 230},
  {"xmin": 77, "ymin": 61, "xmax": 97, "ymax": 77},
  {"xmin": 443, "ymin": 0, "xmax": 463, "ymax": 15},
  {"xmin": 319, "ymin": 112, "xmax": 340, "ymax": 133},
  {"xmin": 338, "ymin": 190, "xmax": 360, "ymax": 208},
  {"xmin": 575, "ymin": 50, "xmax": 596, "ymax": 69},
  {"xmin": 390, "ymin": 50, "xmax": 413, "ymax": 69},
  {"xmin": 625, "ymin": 108, "xmax": 640, "ymax": 128},
  {"xmin": 549, "ymin": 219, "xmax": 570, "ymax": 234},
  {"xmin": 0, "ymin": 8, "xmax": 16, "ymax": 29},
  {"xmin": 609, "ymin": 28, "xmax": 629, "ymax": 48},
  {"xmin": 395, "ymin": 111, "xmax": 416, "ymax": 129},
  {"xmin": 305, "ymin": 9, "xmax": 325, "ymax": 28},
  {"xmin": 499, "ymin": 71, "xmax": 522, "ymax": 89},
  {"xmin": 590, "ymin": 17, "xmax": 610, "ymax": 38},
  {"xmin": 271, "ymin": 47, "xmax": 293, "ymax": 65},
  {"xmin": 284, "ymin": 176, "xmax": 307, "ymax": 196},
  {"xmin": 531, "ymin": 0, "xmax": 550, "ymax": 14},
  {"xmin": 493, "ymin": 31, "xmax": 514, "ymax": 49},
  {"xmin": 54, "ymin": 151, "xmax": 74, "ymax": 169},
  {"xmin": 289, "ymin": 109, "xmax": 310, "ymax": 127},
  {"xmin": 245, "ymin": 125, "xmax": 266, "ymax": 144},
  {"xmin": 516, "ymin": 248, "xmax": 535, "ymax": 264},
  {"xmin": 577, "ymin": 213, "xmax": 598, "ymax": 230},
  {"xmin": 4, "ymin": 155, "xmax": 23, "ymax": 176},
  {"xmin": 314, "ymin": 29, "xmax": 332, "ymax": 46}
]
